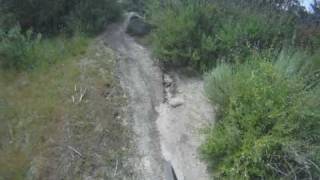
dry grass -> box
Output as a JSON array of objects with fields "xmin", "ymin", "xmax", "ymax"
[{"xmin": 0, "ymin": 38, "xmax": 133, "ymax": 179}]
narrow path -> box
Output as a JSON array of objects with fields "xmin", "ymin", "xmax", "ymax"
[
  {"xmin": 104, "ymin": 23, "xmax": 165, "ymax": 180},
  {"xmin": 104, "ymin": 19, "xmax": 214, "ymax": 180}
]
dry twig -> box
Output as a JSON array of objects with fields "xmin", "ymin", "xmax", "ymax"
[
  {"xmin": 79, "ymin": 88, "xmax": 87, "ymax": 103},
  {"xmin": 114, "ymin": 159, "xmax": 119, "ymax": 177},
  {"xmin": 67, "ymin": 145, "xmax": 83, "ymax": 157}
]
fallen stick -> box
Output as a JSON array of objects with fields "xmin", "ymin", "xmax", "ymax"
[
  {"xmin": 72, "ymin": 95, "xmax": 75, "ymax": 104},
  {"xmin": 67, "ymin": 145, "xmax": 83, "ymax": 157},
  {"xmin": 79, "ymin": 88, "xmax": 87, "ymax": 103},
  {"xmin": 114, "ymin": 159, "xmax": 119, "ymax": 177}
]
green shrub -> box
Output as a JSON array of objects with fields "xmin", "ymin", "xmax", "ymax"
[
  {"xmin": 0, "ymin": 26, "xmax": 41, "ymax": 69},
  {"xmin": 66, "ymin": 0, "xmax": 122, "ymax": 34},
  {"xmin": 202, "ymin": 52, "xmax": 320, "ymax": 179},
  {"xmin": 149, "ymin": 0, "xmax": 297, "ymax": 71},
  {"xmin": 0, "ymin": 26, "xmax": 89, "ymax": 70},
  {"xmin": 2, "ymin": 0, "xmax": 122, "ymax": 34},
  {"xmin": 123, "ymin": 0, "xmax": 146, "ymax": 14},
  {"xmin": 295, "ymin": 23, "xmax": 320, "ymax": 51},
  {"xmin": 151, "ymin": 1, "xmax": 220, "ymax": 71}
]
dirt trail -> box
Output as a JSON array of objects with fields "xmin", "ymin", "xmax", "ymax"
[
  {"xmin": 104, "ymin": 22, "xmax": 165, "ymax": 180},
  {"xmin": 104, "ymin": 19, "xmax": 214, "ymax": 180}
]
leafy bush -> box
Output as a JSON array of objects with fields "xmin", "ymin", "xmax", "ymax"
[
  {"xmin": 295, "ymin": 0, "xmax": 320, "ymax": 51},
  {"xmin": 149, "ymin": 0, "xmax": 297, "ymax": 71},
  {"xmin": 295, "ymin": 24, "xmax": 320, "ymax": 51},
  {"xmin": 66, "ymin": 0, "xmax": 122, "ymax": 34},
  {"xmin": 201, "ymin": 52, "xmax": 320, "ymax": 179},
  {"xmin": 0, "ymin": 26, "xmax": 89, "ymax": 70},
  {"xmin": 1, "ymin": 0, "xmax": 122, "ymax": 34},
  {"xmin": 0, "ymin": 26, "xmax": 41, "ymax": 69},
  {"xmin": 123, "ymin": 0, "xmax": 146, "ymax": 14},
  {"xmin": 151, "ymin": 1, "xmax": 219, "ymax": 71}
]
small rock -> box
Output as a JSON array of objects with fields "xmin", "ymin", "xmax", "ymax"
[
  {"xmin": 169, "ymin": 97, "xmax": 184, "ymax": 108},
  {"xmin": 164, "ymin": 74, "xmax": 173, "ymax": 87}
]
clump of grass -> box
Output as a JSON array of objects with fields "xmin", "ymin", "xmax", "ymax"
[{"xmin": 201, "ymin": 51, "xmax": 320, "ymax": 179}]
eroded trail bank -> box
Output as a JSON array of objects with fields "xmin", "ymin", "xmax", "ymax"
[{"xmin": 104, "ymin": 20, "xmax": 214, "ymax": 180}]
